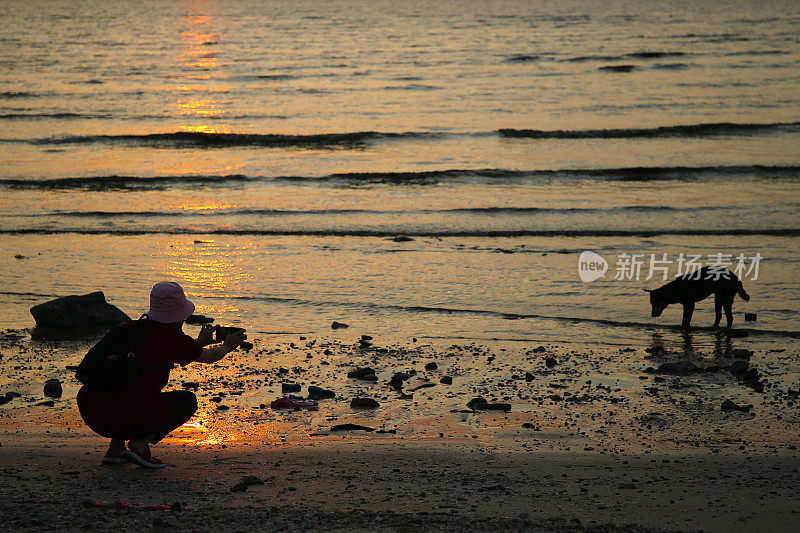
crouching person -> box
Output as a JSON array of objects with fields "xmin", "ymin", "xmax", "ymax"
[{"xmin": 76, "ymin": 282, "xmax": 245, "ymax": 468}]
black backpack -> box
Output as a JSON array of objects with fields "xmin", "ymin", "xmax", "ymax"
[{"xmin": 76, "ymin": 316, "xmax": 170, "ymax": 392}]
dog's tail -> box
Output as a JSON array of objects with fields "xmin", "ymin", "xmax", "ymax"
[{"xmin": 737, "ymin": 281, "xmax": 751, "ymax": 301}]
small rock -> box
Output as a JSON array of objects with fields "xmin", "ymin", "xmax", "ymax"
[
  {"xmin": 531, "ymin": 346, "xmax": 546, "ymax": 353},
  {"xmin": 182, "ymin": 381, "xmax": 200, "ymax": 390},
  {"xmin": 331, "ymin": 321, "xmax": 349, "ymax": 329},
  {"xmin": 241, "ymin": 475, "xmax": 264, "ymax": 486},
  {"xmin": 43, "ymin": 379, "xmax": 62, "ymax": 398},
  {"xmin": 361, "ymin": 335, "xmax": 373, "ymax": 341},
  {"xmin": 350, "ymin": 397, "xmax": 380, "ymax": 409},
  {"xmin": 390, "ymin": 236, "xmax": 414, "ymax": 242},
  {"xmin": 425, "ymin": 362, "xmax": 438, "ymax": 371},
  {"xmin": 36, "ymin": 400, "xmax": 55, "ymax": 407},
  {"xmin": 281, "ymin": 383, "xmax": 301, "ymax": 394},
  {"xmin": 331, "ymin": 424, "xmax": 375, "ymax": 432},
  {"xmin": 389, "ymin": 372, "xmax": 412, "ymax": 389},
  {"xmin": 308, "ymin": 386, "xmax": 335, "ymax": 400},
  {"xmin": 525, "ymin": 372, "xmax": 534, "ymax": 382},
  {"xmin": 347, "ymin": 367, "xmax": 378, "ymax": 381},
  {"xmin": 744, "ymin": 313, "xmax": 757, "ymax": 322},
  {"xmin": 230, "ymin": 482, "xmax": 248, "ymax": 492},
  {"xmin": 721, "ymin": 399, "xmax": 752, "ymax": 413},
  {"xmin": 545, "ymin": 357, "xmax": 557, "ymax": 368},
  {"xmin": 522, "ymin": 423, "xmax": 535, "ymax": 429},
  {"xmin": 440, "ymin": 376, "xmax": 453, "ymax": 385},
  {"xmin": 467, "ymin": 397, "xmax": 488, "ymax": 410},
  {"xmin": 618, "ymin": 482, "xmax": 636, "ymax": 489}
]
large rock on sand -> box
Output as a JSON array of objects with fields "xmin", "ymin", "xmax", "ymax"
[{"xmin": 30, "ymin": 292, "xmax": 129, "ymax": 332}]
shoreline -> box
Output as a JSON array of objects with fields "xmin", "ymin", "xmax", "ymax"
[{"xmin": 2, "ymin": 332, "xmax": 800, "ymax": 531}]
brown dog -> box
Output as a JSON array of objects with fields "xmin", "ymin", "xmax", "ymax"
[{"xmin": 646, "ymin": 266, "xmax": 750, "ymax": 328}]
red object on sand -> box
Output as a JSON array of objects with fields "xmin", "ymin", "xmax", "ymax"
[{"xmin": 270, "ymin": 397, "xmax": 319, "ymax": 410}]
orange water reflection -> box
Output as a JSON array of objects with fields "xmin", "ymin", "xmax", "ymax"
[
  {"xmin": 157, "ymin": 240, "xmax": 251, "ymax": 301},
  {"xmin": 170, "ymin": 4, "xmax": 236, "ymax": 133}
]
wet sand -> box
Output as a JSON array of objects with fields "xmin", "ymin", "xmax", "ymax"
[{"xmin": 1, "ymin": 330, "xmax": 799, "ymax": 531}]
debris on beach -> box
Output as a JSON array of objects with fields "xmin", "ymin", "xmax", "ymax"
[
  {"xmin": 331, "ymin": 321, "xmax": 349, "ymax": 329},
  {"xmin": 270, "ymin": 397, "xmax": 319, "ymax": 410}
]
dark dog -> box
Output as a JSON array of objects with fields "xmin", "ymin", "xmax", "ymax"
[{"xmin": 646, "ymin": 266, "xmax": 750, "ymax": 328}]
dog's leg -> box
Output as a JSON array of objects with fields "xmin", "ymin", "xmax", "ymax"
[
  {"xmin": 723, "ymin": 295, "xmax": 734, "ymax": 329},
  {"xmin": 714, "ymin": 293, "xmax": 722, "ymax": 328},
  {"xmin": 681, "ymin": 302, "xmax": 695, "ymax": 328}
]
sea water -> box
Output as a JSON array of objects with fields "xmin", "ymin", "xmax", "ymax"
[{"xmin": 1, "ymin": 0, "xmax": 799, "ymax": 351}]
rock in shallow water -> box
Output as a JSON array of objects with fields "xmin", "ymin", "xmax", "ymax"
[{"xmin": 30, "ymin": 292, "xmax": 129, "ymax": 333}]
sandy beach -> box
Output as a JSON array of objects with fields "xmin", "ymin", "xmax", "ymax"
[{"xmin": 2, "ymin": 329, "xmax": 799, "ymax": 532}]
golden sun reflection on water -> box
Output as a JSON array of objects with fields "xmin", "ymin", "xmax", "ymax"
[
  {"xmin": 170, "ymin": 5, "xmax": 238, "ymax": 133},
  {"xmin": 157, "ymin": 239, "xmax": 251, "ymax": 295}
]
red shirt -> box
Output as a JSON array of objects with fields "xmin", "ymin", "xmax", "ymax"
[{"xmin": 77, "ymin": 323, "xmax": 201, "ymax": 438}]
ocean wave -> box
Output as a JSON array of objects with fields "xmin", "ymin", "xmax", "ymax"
[
  {"xmin": 1, "ymin": 165, "xmax": 797, "ymax": 190},
  {"xmin": 18, "ymin": 130, "xmax": 443, "ymax": 148},
  {"xmin": 505, "ymin": 54, "xmax": 540, "ymax": 62},
  {"xmin": 18, "ymin": 204, "xmax": 738, "ymax": 219},
  {"xmin": 0, "ymin": 91, "xmax": 39, "ymax": 99},
  {"xmin": 0, "ymin": 174, "xmax": 254, "ymax": 190},
  {"xmin": 599, "ymin": 65, "xmax": 637, "ymax": 72},
  {"xmin": 2, "ymin": 228, "xmax": 798, "ymax": 238},
  {"xmin": 0, "ymin": 112, "xmax": 116, "ymax": 120},
  {"xmin": 6, "ymin": 121, "xmax": 799, "ymax": 147},
  {"xmin": 566, "ymin": 51, "xmax": 685, "ymax": 62},
  {"xmin": 498, "ymin": 122, "xmax": 800, "ymax": 139}
]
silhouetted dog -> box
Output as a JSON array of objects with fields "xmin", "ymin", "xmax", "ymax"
[{"xmin": 646, "ymin": 266, "xmax": 750, "ymax": 328}]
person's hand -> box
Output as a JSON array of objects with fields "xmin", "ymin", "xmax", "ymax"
[
  {"xmin": 197, "ymin": 324, "xmax": 215, "ymax": 347},
  {"xmin": 223, "ymin": 329, "xmax": 247, "ymax": 352}
]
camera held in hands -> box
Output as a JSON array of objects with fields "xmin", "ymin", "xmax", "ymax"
[{"xmin": 214, "ymin": 325, "xmax": 245, "ymax": 342}]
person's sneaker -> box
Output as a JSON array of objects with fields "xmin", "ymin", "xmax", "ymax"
[
  {"xmin": 101, "ymin": 455, "xmax": 127, "ymax": 465},
  {"xmin": 122, "ymin": 447, "xmax": 165, "ymax": 468}
]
